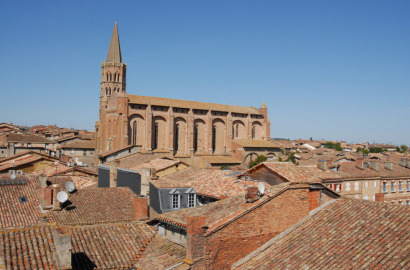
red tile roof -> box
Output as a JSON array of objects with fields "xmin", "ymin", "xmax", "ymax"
[
  {"xmin": 134, "ymin": 235, "xmax": 189, "ymax": 270},
  {"xmin": 96, "ymin": 145, "xmax": 137, "ymax": 157},
  {"xmin": 202, "ymin": 155, "xmax": 241, "ymax": 164},
  {"xmin": 6, "ymin": 133, "xmax": 55, "ymax": 143},
  {"xmin": 0, "ymin": 155, "xmax": 42, "ymax": 172},
  {"xmin": 130, "ymin": 158, "xmax": 181, "ymax": 172},
  {"xmin": 0, "ymin": 177, "xmax": 42, "ymax": 229},
  {"xmin": 60, "ymin": 140, "xmax": 95, "ymax": 149},
  {"xmin": 151, "ymin": 178, "xmax": 192, "ymax": 189},
  {"xmin": 48, "ymin": 187, "xmax": 140, "ymax": 226},
  {"xmin": 0, "ymin": 222, "xmax": 156, "ymax": 270},
  {"xmin": 233, "ymin": 139, "xmax": 280, "ymax": 148},
  {"xmin": 233, "ymin": 198, "xmax": 410, "ymax": 269}
]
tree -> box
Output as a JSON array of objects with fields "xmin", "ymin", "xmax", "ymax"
[
  {"xmin": 249, "ymin": 155, "xmax": 268, "ymax": 168},
  {"xmin": 397, "ymin": 146, "xmax": 401, "ymax": 152},
  {"xmin": 369, "ymin": 147, "xmax": 383, "ymax": 153},
  {"xmin": 279, "ymin": 157, "xmax": 283, "ymax": 162},
  {"xmin": 287, "ymin": 152, "xmax": 299, "ymax": 165},
  {"xmin": 310, "ymin": 137, "xmax": 313, "ymax": 141},
  {"xmin": 401, "ymin": 145, "xmax": 408, "ymax": 152},
  {"xmin": 280, "ymin": 148, "xmax": 285, "ymax": 155},
  {"xmin": 335, "ymin": 143, "xmax": 342, "ymax": 151}
]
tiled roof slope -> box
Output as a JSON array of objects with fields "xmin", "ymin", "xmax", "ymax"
[
  {"xmin": 233, "ymin": 139, "xmax": 280, "ymax": 148},
  {"xmin": 108, "ymin": 153, "xmax": 162, "ymax": 169},
  {"xmin": 32, "ymin": 164, "xmax": 72, "ymax": 176},
  {"xmin": 0, "ymin": 155, "xmax": 42, "ymax": 172},
  {"xmin": 155, "ymin": 183, "xmax": 291, "ymax": 229},
  {"xmin": 233, "ymin": 198, "xmax": 410, "ymax": 269},
  {"xmin": 151, "ymin": 178, "xmax": 192, "ymax": 189},
  {"xmin": 0, "ymin": 177, "xmax": 42, "ymax": 229},
  {"xmin": 129, "ymin": 94, "xmax": 262, "ymax": 115},
  {"xmin": 130, "ymin": 158, "xmax": 180, "ymax": 172},
  {"xmin": 338, "ymin": 161, "xmax": 410, "ymax": 178},
  {"xmin": 134, "ymin": 235, "xmax": 189, "ymax": 270},
  {"xmin": 0, "ymin": 223, "xmax": 156, "ymax": 270},
  {"xmin": 48, "ymin": 187, "xmax": 139, "ymax": 226},
  {"xmin": 6, "ymin": 133, "xmax": 54, "ymax": 143},
  {"xmin": 161, "ymin": 167, "xmax": 209, "ymax": 184},
  {"xmin": 298, "ymin": 166, "xmax": 345, "ymax": 180},
  {"xmin": 202, "ymin": 155, "xmax": 241, "ymax": 164},
  {"xmin": 43, "ymin": 176, "xmax": 97, "ymax": 189},
  {"xmin": 240, "ymin": 162, "xmax": 322, "ymax": 183},
  {"xmin": 60, "ymin": 140, "xmax": 95, "ymax": 149}
]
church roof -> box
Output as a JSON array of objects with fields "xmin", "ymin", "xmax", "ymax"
[
  {"xmin": 128, "ymin": 95, "xmax": 262, "ymax": 115},
  {"xmin": 106, "ymin": 22, "xmax": 122, "ymax": 64}
]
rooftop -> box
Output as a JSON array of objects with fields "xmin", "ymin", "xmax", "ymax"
[
  {"xmin": 130, "ymin": 158, "xmax": 181, "ymax": 172},
  {"xmin": 233, "ymin": 197, "xmax": 410, "ymax": 269},
  {"xmin": 233, "ymin": 139, "xmax": 280, "ymax": 148},
  {"xmin": 6, "ymin": 133, "xmax": 54, "ymax": 143},
  {"xmin": 60, "ymin": 140, "xmax": 95, "ymax": 149}
]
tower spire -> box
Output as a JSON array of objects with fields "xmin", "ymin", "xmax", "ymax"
[{"xmin": 106, "ymin": 22, "xmax": 122, "ymax": 64}]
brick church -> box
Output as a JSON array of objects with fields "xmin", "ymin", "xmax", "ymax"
[{"xmin": 95, "ymin": 23, "xmax": 278, "ymax": 167}]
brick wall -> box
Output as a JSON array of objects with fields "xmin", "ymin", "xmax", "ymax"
[
  {"xmin": 134, "ymin": 197, "xmax": 148, "ymax": 219},
  {"xmin": 309, "ymin": 190, "xmax": 320, "ymax": 211},
  {"xmin": 200, "ymin": 188, "xmax": 311, "ymax": 269}
]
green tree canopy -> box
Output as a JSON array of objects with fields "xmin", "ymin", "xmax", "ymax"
[{"xmin": 249, "ymin": 155, "xmax": 268, "ymax": 168}]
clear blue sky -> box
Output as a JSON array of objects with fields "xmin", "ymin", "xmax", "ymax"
[{"xmin": 0, "ymin": 1, "xmax": 409, "ymax": 145}]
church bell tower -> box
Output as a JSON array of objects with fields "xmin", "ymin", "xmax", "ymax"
[{"xmin": 96, "ymin": 22, "xmax": 128, "ymax": 154}]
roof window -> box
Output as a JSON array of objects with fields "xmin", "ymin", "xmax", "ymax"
[{"xmin": 19, "ymin": 197, "xmax": 28, "ymax": 203}]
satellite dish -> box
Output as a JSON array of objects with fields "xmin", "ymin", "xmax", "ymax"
[
  {"xmin": 258, "ymin": 182, "xmax": 265, "ymax": 195},
  {"xmin": 66, "ymin": 162, "xmax": 70, "ymax": 167},
  {"xmin": 65, "ymin": 181, "xmax": 75, "ymax": 193},
  {"xmin": 10, "ymin": 174, "xmax": 16, "ymax": 180},
  {"xmin": 54, "ymin": 161, "xmax": 59, "ymax": 165},
  {"xmin": 57, "ymin": 191, "xmax": 68, "ymax": 203}
]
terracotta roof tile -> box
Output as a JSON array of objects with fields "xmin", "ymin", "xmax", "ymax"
[
  {"xmin": 128, "ymin": 94, "xmax": 262, "ymax": 115},
  {"xmin": 233, "ymin": 139, "xmax": 280, "ymax": 148},
  {"xmin": 130, "ymin": 158, "xmax": 181, "ymax": 172},
  {"xmin": 6, "ymin": 133, "xmax": 54, "ymax": 143},
  {"xmin": 0, "ymin": 155, "xmax": 42, "ymax": 172},
  {"xmin": 134, "ymin": 235, "xmax": 189, "ymax": 270},
  {"xmin": 61, "ymin": 140, "xmax": 95, "ymax": 149},
  {"xmin": 48, "ymin": 187, "xmax": 140, "ymax": 226},
  {"xmin": 202, "ymin": 156, "xmax": 241, "ymax": 164},
  {"xmin": 96, "ymin": 145, "xmax": 136, "ymax": 157},
  {"xmin": 0, "ymin": 177, "xmax": 42, "ymax": 229},
  {"xmin": 233, "ymin": 198, "xmax": 410, "ymax": 269},
  {"xmin": 151, "ymin": 178, "xmax": 192, "ymax": 189}
]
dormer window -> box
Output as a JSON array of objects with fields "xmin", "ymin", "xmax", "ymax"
[
  {"xmin": 169, "ymin": 189, "xmax": 180, "ymax": 209},
  {"xmin": 185, "ymin": 188, "xmax": 196, "ymax": 208}
]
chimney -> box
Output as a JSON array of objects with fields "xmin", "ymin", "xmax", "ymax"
[
  {"xmin": 245, "ymin": 186, "xmax": 259, "ymax": 203},
  {"xmin": 109, "ymin": 161, "xmax": 118, "ymax": 188},
  {"xmin": 399, "ymin": 158, "xmax": 407, "ymax": 167},
  {"xmin": 53, "ymin": 228, "xmax": 72, "ymax": 269},
  {"xmin": 141, "ymin": 168, "xmax": 155, "ymax": 196},
  {"xmin": 185, "ymin": 216, "xmax": 207, "ymax": 267},
  {"xmin": 385, "ymin": 162, "xmax": 393, "ymax": 171},
  {"xmin": 40, "ymin": 186, "xmax": 53, "ymax": 210},
  {"xmin": 52, "ymin": 184, "xmax": 62, "ymax": 211},
  {"xmin": 317, "ymin": 160, "xmax": 327, "ymax": 171},
  {"xmin": 39, "ymin": 174, "xmax": 48, "ymax": 187},
  {"xmin": 375, "ymin": 193, "xmax": 385, "ymax": 203},
  {"xmin": 407, "ymin": 161, "xmax": 410, "ymax": 169},
  {"xmin": 134, "ymin": 197, "xmax": 148, "ymax": 219},
  {"xmin": 355, "ymin": 157, "xmax": 364, "ymax": 169},
  {"xmin": 370, "ymin": 161, "xmax": 379, "ymax": 171}
]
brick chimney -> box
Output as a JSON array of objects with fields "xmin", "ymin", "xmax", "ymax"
[
  {"xmin": 185, "ymin": 216, "xmax": 207, "ymax": 267},
  {"xmin": 355, "ymin": 157, "xmax": 364, "ymax": 169},
  {"xmin": 375, "ymin": 193, "xmax": 385, "ymax": 203},
  {"xmin": 53, "ymin": 228, "xmax": 72, "ymax": 269},
  {"xmin": 399, "ymin": 158, "xmax": 407, "ymax": 167},
  {"xmin": 141, "ymin": 168, "xmax": 155, "ymax": 196},
  {"xmin": 134, "ymin": 197, "xmax": 148, "ymax": 219},
  {"xmin": 52, "ymin": 184, "xmax": 62, "ymax": 211},
  {"xmin": 317, "ymin": 160, "xmax": 327, "ymax": 171},
  {"xmin": 370, "ymin": 161, "xmax": 379, "ymax": 171},
  {"xmin": 385, "ymin": 161, "xmax": 393, "ymax": 171},
  {"xmin": 40, "ymin": 186, "xmax": 53, "ymax": 210},
  {"xmin": 245, "ymin": 186, "xmax": 259, "ymax": 203},
  {"xmin": 109, "ymin": 161, "xmax": 118, "ymax": 188}
]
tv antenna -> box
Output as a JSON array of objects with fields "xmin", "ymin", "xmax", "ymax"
[
  {"xmin": 65, "ymin": 181, "xmax": 75, "ymax": 193},
  {"xmin": 57, "ymin": 191, "xmax": 68, "ymax": 203}
]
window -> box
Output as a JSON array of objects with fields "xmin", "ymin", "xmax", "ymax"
[
  {"xmin": 153, "ymin": 123, "xmax": 159, "ymax": 150},
  {"xmin": 188, "ymin": 193, "xmax": 195, "ymax": 207},
  {"xmin": 19, "ymin": 197, "xmax": 28, "ymax": 203},
  {"xmin": 391, "ymin": 181, "xmax": 395, "ymax": 192},
  {"xmin": 374, "ymin": 181, "xmax": 377, "ymax": 188},
  {"xmin": 83, "ymin": 150, "xmax": 86, "ymax": 156},
  {"xmin": 174, "ymin": 124, "xmax": 179, "ymax": 151},
  {"xmin": 71, "ymin": 148, "xmax": 75, "ymax": 154},
  {"xmin": 399, "ymin": 200, "xmax": 403, "ymax": 205},
  {"xmin": 252, "ymin": 126, "xmax": 256, "ymax": 139},
  {"xmin": 407, "ymin": 200, "xmax": 410, "ymax": 206},
  {"xmin": 399, "ymin": 181, "xmax": 403, "ymax": 191},
  {"xmin": 45, "ymin": 143, "xmax": 49, "ymax": 149},
  {"xmin": 14, "ymin": 143, "xmax": 18, "ymax": 147},
  {"xmin": 133, "ymin": 121, "xmax": 137, "ymax": 145},
  {"xmin": 383, "ymin": 182, "xmax": 387, "ymax": 192},
  {"xmin": 194, "ymin": 125, "xmax": 198, "ymax": 152},
  {"xmin": 235, "ymin": 124, "xmax": 238, "ymax": 138},
  {"xmin": 365, "ymin": 182, "xmax": 368, "ymax": 188},
  {"xmin": 212, "ymin": 125, "xmax": 216, "ymax": 153},
  {"xmin": 90, "ymin": 150, "xmax": 94, "ymax": 155},
  {"xmin": 172, "ymin": 194, "xmax": 179, "ymax": 209},
  {"xmin": 407, "ymin": 181, "xmax": 410, "ymax": 191}
]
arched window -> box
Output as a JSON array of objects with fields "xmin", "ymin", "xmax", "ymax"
[
  {"xmin": 106, "ymin": 88, "xmax": 108, "ymax": 95},
  {"xmin": 175, "ymin": 124, "xmax": 179, "ymax": 151},
  {"xmin": 252, "ymin": 126, "xmax": 256, "ymax": 139},
  {"xmin": 235, "ymin": 124, "xmax": 239, "ymax": 138},
  {"xmin": 106, "ymin": 74, "xmax": 109, "ymax": 81},
  {"xmin": 153, "ymin": 122, "xmax": 159, "ymax": 150},
  {"xmin": 133, "ymin": 121, "xmax": 137, "ymax": 145},
  {"xmin": 194, "ymin": 124, "xmax": 198, "ymax": 152},
  {"xmin": 110, "ymin": 74, "xmax": 112, "ymax": 81},
  {"xmin": 212, "ymin": 125, "xmax": 216, "ymax": 153}
]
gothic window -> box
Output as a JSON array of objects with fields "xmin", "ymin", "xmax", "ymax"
[
  {"xmin": 106, "ymin": 74, "xmax": 109, "ymax": 81},
  {"xmin": 252, "ymin": 126, "xmax": 256, "ymax": 139},
  {"xmin": 212, "ymin": 125, "xmax": 216, "ymax": 153},
  {"xmin": 194, "ymin": 124, "xmax": 198, "ymax": 152},
  {"xmin": 110, "ymin": 74, "xmax": 112, "ymax": 81},
  {"xmin": 175, "ymin": 124, "xmax": 179, "ymax": 151},
  {"xmin": 133, "ymin": 121, "xmax": 137, "ymax": 145},
  {"xmin": 153, "ymin": 122, "xmax": 159, "ymax": 150},
  {"xmin": 106, "ymin": 88, "xmax": 108, "ymax": 95},
  {"xmin": 235, "ymin": 124, "xmax": 239, "ymax": 138}
]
